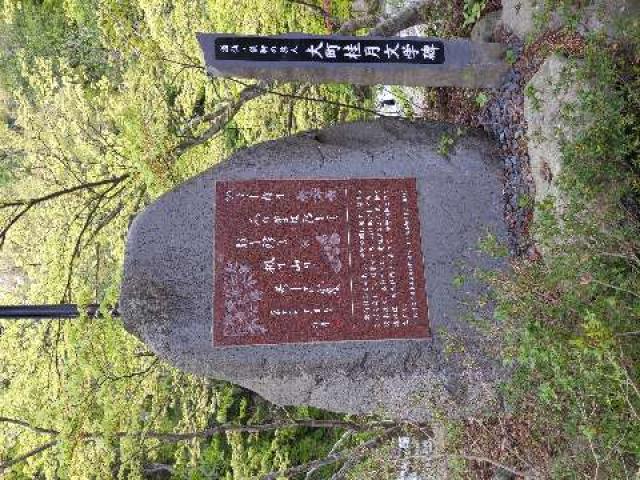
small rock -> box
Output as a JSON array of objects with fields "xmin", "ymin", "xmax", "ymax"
[
  {"xmin": 500, "ymin": 0, "xmax": 564, "ymax": 40},
  {"xmin": 492, "ymin": 467, "xmax": 515, "ymax": 480},
  {"xmin": 471, "ymin": 10, "xmax": 502, "ymax": 42},
  {"xmin": 527, "ymin": 245, "xmax": 542, "ymax": 262}
]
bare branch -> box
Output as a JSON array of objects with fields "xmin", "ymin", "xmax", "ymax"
[
  {"xmin": 616, "ymin": 330, "xmax": 640, "ymax": 337},
  {"xmin": 336, "ymin": 14, "xmax": 380, "ymax": 35},
  {"xmin": 133, "ymin": 351, "xmax": 157, "ymax": 358},
  {"xmin": 0, "ymin": 416, "xmax": 58, "ymax": 435},
  {"xmin": 1, "ymin": 418, "xmax": 389, "ymax": 445},
  {"xmin": 115, "ymin": 419, "xmax": 373, "ymax": 442},
  {"xmin": 306, "ymin": 430, "xmax": 352, "ymax": 479},
  {"xmin": 338, "ymin": 0, "xmax": 434, "ymax": 36},
  {"xmin": 0, "ymin": 417, "xmax": 401, "ymax": 474},
  {"xmin": 97, "ymin": 358, "xmax": 160, "ymax": 387},
  {"xmin": 0, "ymin": 174, "xmax": 129, "ymax": 210},
  {"xmin": 284, "ymin": 0, "xmax": 339, "ymax": 31},
  {"xmin": 0, "ymin": 440, "xmax": 58, "ymax": 473},
  {"xmin": 61, "ymin": 179, "xmax": 129, "ymax": 302},
  {"xmin": 87, "ymin": 201, "xmax": 125, "ymax": 245},
  {"xmin": 0, "ymin": 206, "xmax": 30, "ymax": 249},
  {"xmin": 462, "ymin": 455, "xmax": 533, "ymax": 479},
  {"xmin": 173, "ymin": 81, "xmax": 272, "ymax": 157},
  {"xmin": 143, "ymin": 463, "xmax": 175, "ymax": 476},
  {"xmin": 61, "ymin": 197, "xmax": 109, "ymax": 302},
  {"xmin": 328, "ymin": 455, "xmax": 361, "ymax": 480},
  {"xmin": 228, "ymin": 78, "xmax": 384, "ymax": 118},
  {"xmin": 259, "ymin": 426, "xmax": 401, "ymax": 480},
  {"xmin": 368, "ymin": 1, "xmax": 430, "ymax": 36},
  {"xmin": 0, "ymin": 174, "xmax": 130, "ymax": 249},
  {"xmin": 286, "ymin": 0, "xmax": 331, "ymax": 17}
]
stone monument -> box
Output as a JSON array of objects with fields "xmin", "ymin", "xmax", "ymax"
[
  {"xmin": 197, "ymin": 33, "xmax": 510, "ymax": 88},
  {"xmin": 120, "ymin": 119, "xmax": 508, "ymax": 420}
]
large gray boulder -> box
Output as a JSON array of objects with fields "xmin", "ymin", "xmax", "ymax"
[
  {"xmin": 120, "ymin": 119, "xmax": 508, "ymax": 420},
  {"xmin": 501, "ymin": 0, "xmax": 639, "ymax": 41},
  {"xmin": 524, "ymin": 54, "xmax": 589, "ymax": 212}
]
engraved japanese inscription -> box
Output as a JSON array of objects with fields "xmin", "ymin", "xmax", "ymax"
[
  {"xmin": 214, "ymin": 36, "xmax": 445, "ymax": 65},
  {"xmin": 213, "ymin": 178, "xmax": 429, "ymax": 346}
]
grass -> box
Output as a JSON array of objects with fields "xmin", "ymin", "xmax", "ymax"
[{"xmin": 430, "ymin": 5, "xmax": 640, "ymax": 478}]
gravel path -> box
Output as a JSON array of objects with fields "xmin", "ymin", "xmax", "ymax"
[
  {"xmin": 478, "ymin": 27, "xmax": 585, "ymax": 257},
  {"xmin": 477, "ymin": 26, "xmax": 534, "ymax": 257}
]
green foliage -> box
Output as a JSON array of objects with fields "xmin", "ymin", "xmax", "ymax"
[
  {"xmin": 437, "ymin": 132, "xmax": 455, "ymax": 157},
  {"xmin": 0, "ymin": 0, "xmax": 365, "ymax": 477},
  {"xmin": 478, "ymin": 231, "xmax": 508, "ymax": 258},
  {"xmin": 176, "ymin": 400, "xmax": 347, "ymax": 479},
  {"xmin": 532, "ymin": 0, "xmax": 585, "ymax": 34},
  {"xmin": 494, "ymin": 27, "xmax": 640, "ymax": 476},
  {"xmin": 516, "ymin": 193, "xmax": 533, "ymax": 209},
  {"xmin": 462, "ymin": 0, "xmax": 486, "ymax": 28},
  {"xmin": 473, "ymin": 91, "xmax": 489, "ymax": 108},
  {"xmin": 561, "ymin": 34, "xmax": 640, "ymax": 203},
  {"xmin": 0, "ymin": 303, "xmax": 217, "ymax": 478},
  {"xmin": 524, "ymin": 84, "xmax": 541, "ymax": 112},
  {"xmin": 437, "ymin": 127, "xmax": 468, "ymax": 158},
  {"xmin": 388, "ymin": 86, "xmax": 415, "ymax": 119}
]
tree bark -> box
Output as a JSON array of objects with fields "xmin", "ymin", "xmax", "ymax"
[
  {"xmin": 369, "ymin": 1, "xmax": 429, "ymax": 36},
  {"xmin": 259, "ymin": 426, "xmax": 401, "ymax": 480},
  {"xmin": 173, "ymin": 81, "xmax": 271, "ymax": 158},
  {"xmin": 338, "ymin": 0, "xmax": 433, "ymax": 36},
  {"xmin": 0, "ymin": 440, "xmax": 58, "ymax": 472},
  {"xmin": 0, "ymin": 174, "xmax": 129, "ymax": 248}
]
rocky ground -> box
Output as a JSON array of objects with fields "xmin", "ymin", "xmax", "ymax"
[
  {"xmin": 408, "ymin": 27, "xmax": 585, "ymax": 259},
  {"xmin": 363, "ymin": 0, "xmax": 635, "ymax": 476},
  {"xmin": 477, "ymin": 28, "xmax": 531, "ymax": 257},
  {"xmin": 375, "ymin": 5, "xmax": 587, "ymax": 259},
  {"xmin": 479, "ymin": 28, "xmax": 585, "ymax": 257},
  {"xmin": 371, "ymin": 1, "xmax": 597, "ymax": 478}
]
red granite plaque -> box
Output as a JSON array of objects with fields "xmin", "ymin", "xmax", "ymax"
[{"xmin": 213, "ymin": 178, "xmax": 429, "ymax": 346}]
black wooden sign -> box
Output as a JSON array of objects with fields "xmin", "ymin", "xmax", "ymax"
[{"xmin": 214, "ymin": 35, "xmax": 445, "ymax": 65}]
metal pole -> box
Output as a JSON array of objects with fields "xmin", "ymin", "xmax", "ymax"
[{"xmin": 0, "ymin": 304, "xmax": 119, "ymax": 319}]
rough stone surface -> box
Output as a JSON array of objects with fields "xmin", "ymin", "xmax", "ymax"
[
  {"xmin": 524, "ymin": 54, "xmax": 588, "ymax": 210},
  {"xmin": 501, "ymin": 0, "xmax": 639, "ymax": 41},
  {"xmin": 492, "ymin": 468, "xmax": 515, "ymax": 480},
  {"xmin": 120, "ymin": 119, "xmax": 508, "ymax": 420},
  {"xmin": 471, "ymin": 10, "xmax": 502, "ymax": 43},
  {"xmin": 577, "ymin": 0, "xmax": 640, "ymax": 40},
  {"xmin": 500, "ymin": 0, "xmax": 558, "ymax": 40}
]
